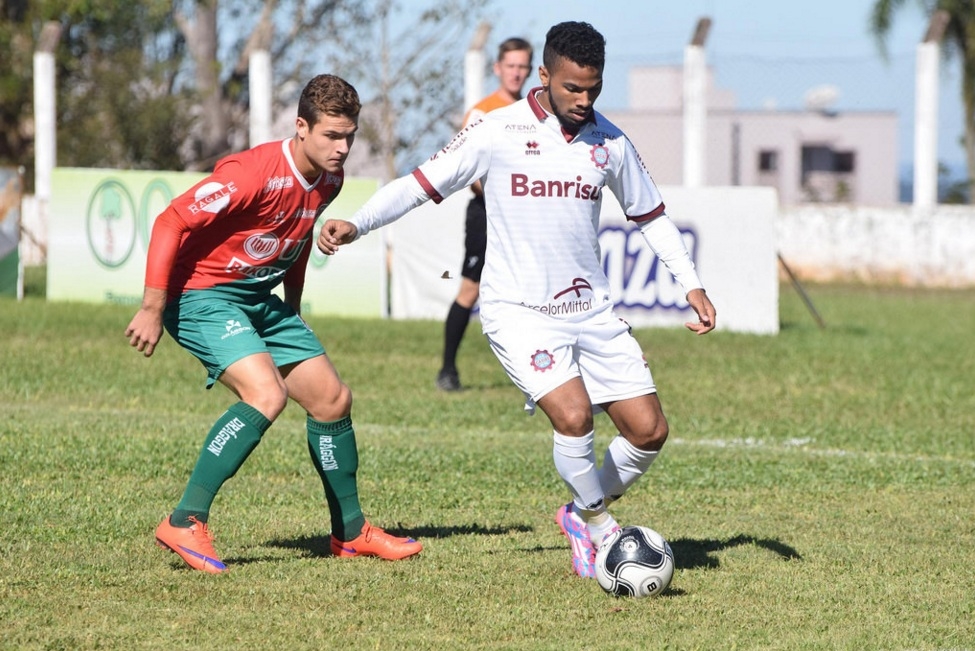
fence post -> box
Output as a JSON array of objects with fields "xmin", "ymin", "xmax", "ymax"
[
  {"xmin": 683, "ymin": 17, "xmax": 711, "ymax": 188},
  {"xmin": 913, "ymin": 10, "xmax": 949, "ymax": 210}
]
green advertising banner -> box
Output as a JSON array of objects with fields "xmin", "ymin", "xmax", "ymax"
[
  {"xmin": 0, "ymin": 167, "xmax": 23, "ymax": 298},
  {"xmin": 47, "ymin": 168, "xmax": 384, "ymax": 316}
]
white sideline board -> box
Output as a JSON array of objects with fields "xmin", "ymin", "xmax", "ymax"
[{"xmin": 388, "ymin": 186, "xmax": 779, "ymax": 335}]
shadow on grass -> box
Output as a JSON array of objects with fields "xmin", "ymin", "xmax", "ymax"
[
  {"xmin": 263, "ymin": 522, "xmax": 534, "ymax": 558},
  {"xmin": 670, "ymin": 534, "xmax": 801, "ymax": 570}
]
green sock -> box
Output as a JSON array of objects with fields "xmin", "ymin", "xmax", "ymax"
[
  {"xmin": 306, "ymin": 415, "xmax": 365, "ymax": 541},
  {"xmin": 171, "ymin": 402, "xmax": 271, "ymax": 527}
]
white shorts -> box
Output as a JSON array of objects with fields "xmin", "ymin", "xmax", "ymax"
[{"xmin": 484, "ymin": 306, "xmax": 656, "ymax": 414}]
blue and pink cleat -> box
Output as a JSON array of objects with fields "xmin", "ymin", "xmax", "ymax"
[{"xmin": 556, "ymin": 502, "xmax": 597, "ymax": 578}]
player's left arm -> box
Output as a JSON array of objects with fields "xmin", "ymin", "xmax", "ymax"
[
  {"xmin": 613, "ymin": 136, "xmax": 716, "ymax": 334},
  {"xmin": 637, "ymin": 214, "xmax": 715, "ymax": 334},
  {"xmin": 283, "ymin": 284, "xmax": 303, "ymax": 314},
  {"xmin": 283, "ymin": 222, "xmax": 319, "ymax": 313}
]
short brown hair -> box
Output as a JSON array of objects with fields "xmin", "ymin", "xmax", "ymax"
[
  {"xmin": 498, "ymin": 37, "xmax": 533, "ymax": 64},
  {"xmin": 297, "ymin": 74, "xmax": 361, "ymax": 126}
]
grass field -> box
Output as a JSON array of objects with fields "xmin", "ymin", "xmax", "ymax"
[{"xmin": 1, "ymin": 276, "xmax": 973, "ymax": 650}]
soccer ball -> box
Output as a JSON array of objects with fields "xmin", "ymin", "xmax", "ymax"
[{"xmin": 595, "ymin": 525, "xmax": 675, "ymax": 598}]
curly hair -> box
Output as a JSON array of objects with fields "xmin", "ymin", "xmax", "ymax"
[
  {"xmin": 297, "ymin": 74, "xmax": 361, "ymax": 126},
  {"xmin": 542, "ymin": 21, "xmax": 605, "ymax": 71}
]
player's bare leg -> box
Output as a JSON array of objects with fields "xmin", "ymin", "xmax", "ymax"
[
  {"xmin": 597, "ymin": 394, "xmax": 668, "ymax": 506},
  {"xmin": 284, "ymin": 355, "xmax": 421, "ymax": 560}
]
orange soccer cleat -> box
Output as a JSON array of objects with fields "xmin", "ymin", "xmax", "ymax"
[
  {"xmin": 155, "ymin": 515, "xmax": 227, "ymax": 574},
  {"xmin": 330, "ymin": 521, "xmax": 422, "ymax": 560}
]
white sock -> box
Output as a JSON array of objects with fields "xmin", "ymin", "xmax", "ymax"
[
  {"xmin": 597, "ymin": 434, "xmax": 659, "ymax": 504},
  {"xmin": 552, "ymin": 431, "xmax": 606, "ymax": 512},
  {"xmin": 586, "ymin": 510, "xmax": 620, "ymax": 547}
]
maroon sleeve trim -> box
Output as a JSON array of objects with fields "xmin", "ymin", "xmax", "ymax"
[
  {"xmin": 626, "ymin": 202, "xmax": 666, "ymax": 223},
  {"xmin": 411, "ymin": 168, "xmax": 443, "ymax": 204}
]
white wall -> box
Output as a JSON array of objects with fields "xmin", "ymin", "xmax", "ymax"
[{"xmin": 777, "ymin": 204, "xmax": 975, "ymax": 286}]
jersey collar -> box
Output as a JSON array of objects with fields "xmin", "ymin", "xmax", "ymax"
[
  {"xmin": 283, "ymin": 138, "xmax": 322, "ymax": 191},
  {"xmin": 527, "ymin": 86, "xmax": 597, "ymax": 142}
]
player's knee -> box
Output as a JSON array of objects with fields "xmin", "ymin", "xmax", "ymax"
[
  {"xmin": 556, "ymin": 409, "xmax": 594, "ymax": 438},
  {"xmin": 307, "ymin": 381, "xmax": 352, "ymax": 421},
  {"xmin": 628, "ymin": 416, "xmax": 668, "ymax": 451},
  {"xmin": 333, "ymin": 382, "xmax": 353, "ymax": 417},
  {"xmin": 250, "ymin": 382, "xmax": 289, "ymax": 420}
]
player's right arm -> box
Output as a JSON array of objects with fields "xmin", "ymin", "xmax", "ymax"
[
  {"xmin": 317, "ymin": 172, "xmax": 433, "ymax": 254},
  {"xmin": 125, "ymin": 205, "xmax": 188, "ymax": 357},
  {"xmin": 319, "ymin": 119, "xmax": 491, "ymax": 255}
]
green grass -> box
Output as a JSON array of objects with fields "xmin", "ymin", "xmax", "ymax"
[{"xmin": 1, "ymin": 280, "xmax": 973, "ymax": 650}]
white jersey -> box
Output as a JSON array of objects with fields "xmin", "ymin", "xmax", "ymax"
[{"xmin": 413, "ymin": 87, "xmax": 665, "ymax": 330}]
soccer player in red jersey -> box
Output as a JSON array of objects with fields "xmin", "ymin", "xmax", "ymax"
[{"xmin": 125, "ymin": 74, "xmax": 421, "ymax": 573}]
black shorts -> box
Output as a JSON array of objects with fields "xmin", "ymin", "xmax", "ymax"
[{"xmin": 461, "ymin": 195, "xmax": 487, "ymax": 282}]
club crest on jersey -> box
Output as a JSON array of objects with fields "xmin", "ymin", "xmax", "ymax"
[
  {"xmin": 590, "ymin": 144, "xmax": 610, "ymax": 169},
  {"xmin": 531, "ymin": 349, "xmax": 554, "ymax": 372},
  {"xmin": 244, "ymin": 233, "xmax": 280, "ymax": 260}
]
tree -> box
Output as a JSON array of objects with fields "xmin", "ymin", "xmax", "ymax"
[
  {"xmin": 870, "ymin": 0, "xmax": 975, "ymax": 202},
  {"xmin": 0, "ymin": 0, "xmax": 190, "ymax": 187},
  {"xmin": 309, "ymin": 0, "xmax": 489, "ymax": 180},
  {"xmin": 0, "ymin": 0, "xmax": 487, "ymax": 186}
]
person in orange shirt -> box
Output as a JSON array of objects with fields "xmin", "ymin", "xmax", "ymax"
[{"xmin": 436, "ymin": 37, "xmax": 534, "ymax": 391}]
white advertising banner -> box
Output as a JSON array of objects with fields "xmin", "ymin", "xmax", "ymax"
[
  {"xmin": 47, "ymin": 168, "xmax": 385, "ymax": 317},
  {"xmin": 389, "ymin": 186, "xmax": 779, "ymax": 335}
]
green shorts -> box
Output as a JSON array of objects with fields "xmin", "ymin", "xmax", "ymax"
[{"xmin": 163, "ymin": 288, "xmax": 325, "ymax": 388}]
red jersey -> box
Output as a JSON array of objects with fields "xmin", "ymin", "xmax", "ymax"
[{"xmin": 147, "ymin": 139, "xmax": 342, "ymax": 302}]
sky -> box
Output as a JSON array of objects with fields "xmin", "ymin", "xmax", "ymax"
[{"xmin": 484, "ymin": 0, "xmax": 964, "ymax": 173}]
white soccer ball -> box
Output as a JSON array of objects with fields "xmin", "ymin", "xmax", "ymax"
[{"xmin": 595, "ymin": 525, "xmax": 675, "ymax": 598}]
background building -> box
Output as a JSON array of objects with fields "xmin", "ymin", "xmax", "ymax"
[{"xmin": 603, "ymin": 66, "xmax": 899, "ymax": 206}]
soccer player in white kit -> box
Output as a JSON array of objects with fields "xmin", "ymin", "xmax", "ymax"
[{"xmin": 319, "ymin": 21, "xmax": 716, "ymax": 579}]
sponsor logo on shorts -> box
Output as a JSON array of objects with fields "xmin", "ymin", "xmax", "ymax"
[
  {"xmin": 531, "ymin": 349, "xmax": 554, "ymax": 372},
  {"xmin": 532, "ymin": 350, "xmax": 555, "ymax": 373},
  {"xmin": 221, "ymin": 319, "xmax": 252, "ymax": 340}
]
